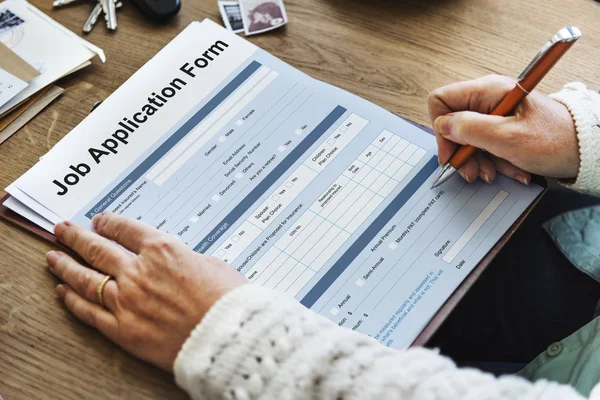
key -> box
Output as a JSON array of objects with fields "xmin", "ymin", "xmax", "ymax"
[
  {"xmin": 53, "ymin": 0, "xmax": 83, "ymax": 7},
  {"xmin": 82, "ymin": 3, "xmax": 102, "ymax": 33},
  {"xmin": 83, "ymin": 1, "xmax": 122, "ymax": 33},
  {"xmin": 101, "ymin": 0, "xmax": 118, "ymax": 30}
]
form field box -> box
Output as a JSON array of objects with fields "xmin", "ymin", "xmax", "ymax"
[
  {"xmin": 381, "ymin": 133, "xmax": 400, "ymax": 153},
  {"xmin": 275, "ymin": 262, "xmax": 306, "ymax": 292},
  {"xmin": 395, "ymin": 163, "xmax": 413, "ymax": 181},
  {"xmin": 355, "ymin": 278, "xmax": 365, "ymax": 287},
  {"xmin": 275, "ymin": 210, "xmax": 318, "ymax": 252},
  {"xmin": 255, "ymin": 252, "xmax": 289, "ymax": 286},
  {"xmin": 357, "ymin": 145, "xmax": 379, "ymax": 164},
  {"xmin": 389, "ymin": 242, "xmax": 398, "ymax": 250},
  {"xmin": 353, "ymin": 165, "xmax": 373, "ymax": 186},
  {"xmin": 212, "ymin": 195, "xmax": 221, "ymax": 202},
  {"xmin": 302, "ymin": 225, "xmax": 342, "ymax": 265},
  {"xmin": 325, "ymin": 184, "xmax": 367, "ymax": 222},
  {"xmin": 327, "ymin": 139, "xmax": 336, "ymax": 145},
  {"xmin": 359, "ymin": 169, "xmax": 380, "ymax": 189},
  {"xmin": 235, "ymin": 120, "xmax": 244, "ymax": 126},
  {"xmin": 343, "ymin": 160, "xmax": 365, "ymax": 179},
  {"xmin": 310, "ymin": 230, "xmax": 350, "ymax": 270},
  {"xmin": 345, "ymin": 194, "xmax": 382, "ymax": 232},
  {"xmin": 304, "ymin": 113, "xmax": 369, "ymax": 173},
  {"xmin": 190, "ymin": 215, "xmax": 199, "ymax": 223},
  {"xmin": 294, "ymin": 128, "xmax": 303, "ymax": 135},
  {"xmin": 286, "ymin": 268, "xmax": 315, "ymax": 297},
  {"xmin": 385, "ymin": 158, "xmax": 405, "ymax": 177},
  {"xmin": 278, "ymin": 145, "xmax": 286, "ymax": 152},
  {"xmin": 442, "ymin": 190, "xmax": 509, "ymax": 263},
  {"xmin": 379, "ymin": 178, "xmax": 399, "ymax": 197},
  {"xmin": 218, "ymin": 136, "xmax": 227, "ymax": 142},
  {"xmin": 374, "ymin": 153, "xmax": 396, "ymax": 173},
  {"xmin": 217, "ymin": 249, "xmax": 226, "ymax": 257},
  {"xmin": 284, "ymin": 215, "xmax": 325, "ymax": 255},
  {"xmin": 264, "ymin": 257, "xmax": 297, "ymax": 289},
  {"xmin": 235, "ymin": 172, "xmax": 244, "ymax": 179},
  {"xmin": 407, "ymin": 148, "xmax": 427, "ymax": 166},
  {"xmin": 314, "ymin": 180, "xmax": 357, "ymax": 218},
  {"xmin": 398, "ymin": 143, "xmax": 418, "ymax": 162},
  {"xmin": 271, "ymin": 194, "xmax": 280, "ymax": 201},
  {"xmin": 389, "ymin": 138, "xmax": 410, "ymax": 158},
  {"xmin": 370, "ymin": 174, "xmax": 390, "ymax": 193},
  {"xmin": 213, "ymin": 221, "xmax": 263, "ymax": 264},
  {"xmin": 373, "ymin": 131, "xmax": 392, "ymax": 148},
  {"xmin": 330, "ymin": 307, "xmax": 340, "ymax": 316},
  {"xmin": 250, "ymin": 165, "xmax": 317, "ymax": 229},
  {"xmin": 338, "ymin": 190, "xmax": 376, "ymax": 229},
  {"xmin": 367, "ymin": 149, "xmax": 386, "ymax": 168},
  {"xmin": 245, "ymin": 247, "xmax": 282, "ymax": 282},
  {"xmin": 293, "ymin": 220, "xmax": 334, "ymax": 260}
]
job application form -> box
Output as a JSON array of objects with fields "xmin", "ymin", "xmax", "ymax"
[{"xmin": 7, "ymin": 20, "xmax": 543, "ymax": 348}]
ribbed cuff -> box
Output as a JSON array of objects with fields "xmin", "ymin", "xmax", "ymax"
[
  {"xmin": 549, "ymin": 83, "xmax": 600, "ymax": 195},
  {"xmin": 173, "ymin": 283, "xmax": 269, "ymax": 396}
]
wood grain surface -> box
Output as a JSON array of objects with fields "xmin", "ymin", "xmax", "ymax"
[{"xmin": 1, "ymin": 0, "xmax": 599, "ymax": 398}]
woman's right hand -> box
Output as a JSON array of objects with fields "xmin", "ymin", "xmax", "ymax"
[{"xmin": 428, "ymin": 74, "xmax": 580, "ymax": 184}]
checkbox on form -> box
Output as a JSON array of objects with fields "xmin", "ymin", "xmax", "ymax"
[
  {"xmin": 212, "ymin": 195, "xmax": 220, "ymax": 202},
  {"xmin": 235, "ymin": 172, "xmax": 243, "ymax": 179},
  {"xmin": 218, "ymin": 136, "xmax": 226, "ymax": 142},
  {"xmin": 330, "ymin": 307, "xmax": 339, "ymax": 316},
  {"xmin": 278, "ymin": 145, "xmax": 286, "ymax": 152},
  {"xmin": 190, "ymin": 216, "xmax": 199, "ymax": 223},
  {"xmin": 389, "ymin": 242, "xmax": 397, "ymax": 250},
  {"xmin": 355, "ymin": 278, "xmax": 365, "ymax": 287},
  {"xmin": 236, "ymin": 120, "xmax": 244, "ymax": 126}
]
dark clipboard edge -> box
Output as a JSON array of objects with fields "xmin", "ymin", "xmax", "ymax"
[{"xmin": 0, "ymin": 119, "xmax": 548, "ymax": 347}]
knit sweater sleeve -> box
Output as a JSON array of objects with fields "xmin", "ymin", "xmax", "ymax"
[
  {"xmin": 549, "ymin": 83, "xmax": 600, "ymax": 196},
  {"xmin": 173, "ymin": 284, "xmax": 586, "ymax": 400}
]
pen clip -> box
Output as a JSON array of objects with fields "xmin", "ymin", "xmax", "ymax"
[{"xmin": 518, "ymin": 26, "xmax": 581, "ymax": 82}]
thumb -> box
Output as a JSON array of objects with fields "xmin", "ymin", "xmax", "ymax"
[{"xmin": 433, "ymin": 111, "xmax": 518, "ymax": 158}]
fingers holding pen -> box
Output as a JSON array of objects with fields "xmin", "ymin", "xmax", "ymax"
[{"xmin": 489, "ymin": 155, "xmax": 531, "ymax": 185}]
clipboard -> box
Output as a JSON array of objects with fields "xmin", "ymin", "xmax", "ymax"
[{"xmin": 0, "ymin": 119, "xmax": 548, "ymax": 346}]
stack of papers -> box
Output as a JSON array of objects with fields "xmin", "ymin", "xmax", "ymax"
[
  {"xmin": 3, "ymin": 20, "xmax": 542, "ymax": 348},
  {"xmin": 0, "ymin": 41, "xmax": 39, "ymax": 109},
  {"xmin": 0, "ymin": 0, "xmax": 104, "ymax": 143}
]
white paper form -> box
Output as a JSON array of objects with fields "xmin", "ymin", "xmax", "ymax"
[
  {"xmin": 0, "ymin": 67, "xmax": 27, "ymax": 107},
  {"xmin": 7, "ymin": 20, "xmax": 543, "ymax": 348}
]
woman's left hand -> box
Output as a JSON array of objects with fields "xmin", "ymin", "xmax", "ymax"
[{"xmin": 47, "ymin": 212, "xmax": 247, "ymax": 372}]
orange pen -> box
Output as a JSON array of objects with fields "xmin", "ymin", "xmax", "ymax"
[{"xmin": 431, "ymin": 26, "xmax": 582, "ymax": 189}]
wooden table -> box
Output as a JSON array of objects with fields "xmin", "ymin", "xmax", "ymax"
[{"xmin": 1, "ymin": 0, "xmax": 599, "ymax": 398}]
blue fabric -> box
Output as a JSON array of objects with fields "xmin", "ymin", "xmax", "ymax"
[{"xmin": 544, "ymin": 206, "xmax": 600, "ymax": 283}]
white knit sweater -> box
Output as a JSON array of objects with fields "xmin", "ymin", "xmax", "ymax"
[{"xmin": 174, "ymin": 84, "xmax": 600, "ymax": 400}]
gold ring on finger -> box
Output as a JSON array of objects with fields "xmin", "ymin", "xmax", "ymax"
[{"xmin": 97, "ymin": 275, "xmax": 112, "ymax": 308}]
